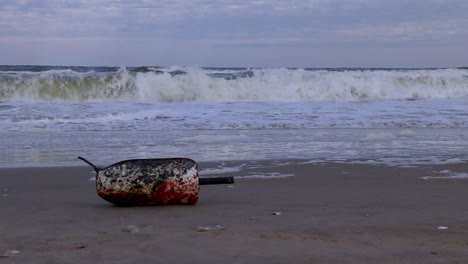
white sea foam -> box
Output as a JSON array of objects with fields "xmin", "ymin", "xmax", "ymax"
[
  {"xmin": 2, "ymin": 67, "xmax": 468, "ymax": 103},
  {"xmin": 362, "ymin": 132, "xmax": 395, "ymax": 141},
  {"xmin": 436, "ymin": 170, "xmax": 452, "ymax": 174},
  {"xmin": 350, "ymin": 159, "xmax": 381, "ymax": 165},
  {"xmin": 398, "ymin": 129, "xmax": 416, "ymax": 137},
  {"xmin": 6, "ymin": 99, "xmax": 468, "ymax": 131},
  {"xmin": 235, "ymin": 172, "xmax": 295, "ymax": 179},
  {"xmin": 421, "ymin": 173, "xmax": 468, "ymax": 180},
  {"xmin": 440, "ymin": 158, "xmax": 465, "ymax": 164},
  {"xmin": 420, "ymin": 167, "xmax": 468, "ymax": 180},
  {"xmin": 199, "ymin": 164, "xmax": 246, "ymax": 175},
  {"xmin": 427, "ymin": 157, "xmax": 466, "ymax": 165},
  {"xmin": 177, "ymin": 134, "xmax": 248, "ymax": 143}
]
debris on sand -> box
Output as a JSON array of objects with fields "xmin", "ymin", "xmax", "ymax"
[
  {"xmin": 70, "ymin": 244, "xmax": 87, "ymax": 250},
  {"xmin": 123, "ymin": 225, "xmax": 140, "ymax": 233},
  {"xmin": 196, "ymin": 225, "xmax": 226, "ymax": 232},
  {"xmin": 1, "ymin": 250, "xmax": 21, "ymax": 257}
]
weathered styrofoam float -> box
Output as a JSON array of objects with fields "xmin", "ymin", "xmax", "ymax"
[{"xmin": 78, "ymin": 157, "xmax": 233, "ymax": 206}]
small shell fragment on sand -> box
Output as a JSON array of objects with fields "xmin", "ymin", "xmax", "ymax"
[
  {"xmin": 272, "ymin": 212, "xmax": 282, "ymax": 216},
  {"xmin": 196, "ymin": 225, "xmax": 226, "ymax": 232},
  {"xmin": 70, "ymin": 244, "xmax": 86, "ymax": 250},
  {"xmin": 5, "ymin": 250, "xmax": 20, "ymax": 255},
  {"xmin": 437, "ymin": 226, "xmax": 448, "ymax": 230},
  {"xmin": 123, "ymin": 225, "xmax": 140, "ymax": 233}
]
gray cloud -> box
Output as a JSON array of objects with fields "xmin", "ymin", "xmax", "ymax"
[
  {"xmin": 1, "ymin": 0, "xmax": 467, "ymax": 66},
  {"xmin": 2, "ymin": 0, "xmax": 468, "ymax": 39}
]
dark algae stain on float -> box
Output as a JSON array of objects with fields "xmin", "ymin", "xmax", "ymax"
[{"xmin": 78, "ymin": 157, "xmax": 233, "ymax": 206}]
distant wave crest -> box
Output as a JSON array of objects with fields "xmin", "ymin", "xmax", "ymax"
[{"xmin": 1, "ymin": 66, "xmax": 468, "ymax": 102}]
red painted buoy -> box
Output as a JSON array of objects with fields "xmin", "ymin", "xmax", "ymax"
[{"xmin": 78, "ymin": 157, "xmax": 233, "ymax": 206}]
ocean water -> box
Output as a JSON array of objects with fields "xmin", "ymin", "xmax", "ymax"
[{"xmin": 1, "ymin": 65, "xmax": 468, "ymax": 175}]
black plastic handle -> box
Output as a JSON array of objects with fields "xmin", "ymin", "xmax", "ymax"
[{"xmin": 199, "ymin": 176, "xmax": 234, "ymax": 185}]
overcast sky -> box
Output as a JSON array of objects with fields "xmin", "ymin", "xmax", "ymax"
[{"xmin": 1, "ymin": 0, "xmax": 468, "ymax": 67}]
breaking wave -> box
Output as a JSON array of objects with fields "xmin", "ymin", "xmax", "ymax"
[{"xmin": 1, "ymin": 66, "xmax": 468, "ymax": 102}]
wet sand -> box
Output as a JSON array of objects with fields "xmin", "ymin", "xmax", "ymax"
[{"xmin": 1, "ymin": 161, "xmax": 468, "ymax": 263}]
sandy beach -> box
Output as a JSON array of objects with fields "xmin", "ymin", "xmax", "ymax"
[{"xmin": 1, "ymin": 161, "xmax": 468, "ymax": 263}]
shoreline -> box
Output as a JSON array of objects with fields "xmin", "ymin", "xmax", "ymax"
[
  {"xmin": 1, "ymin": 161, "xmax": 468, "ymax": 263},
  {"xmin": 3, "ymin": 127, "xmax": 468, "ymax": 170}
]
